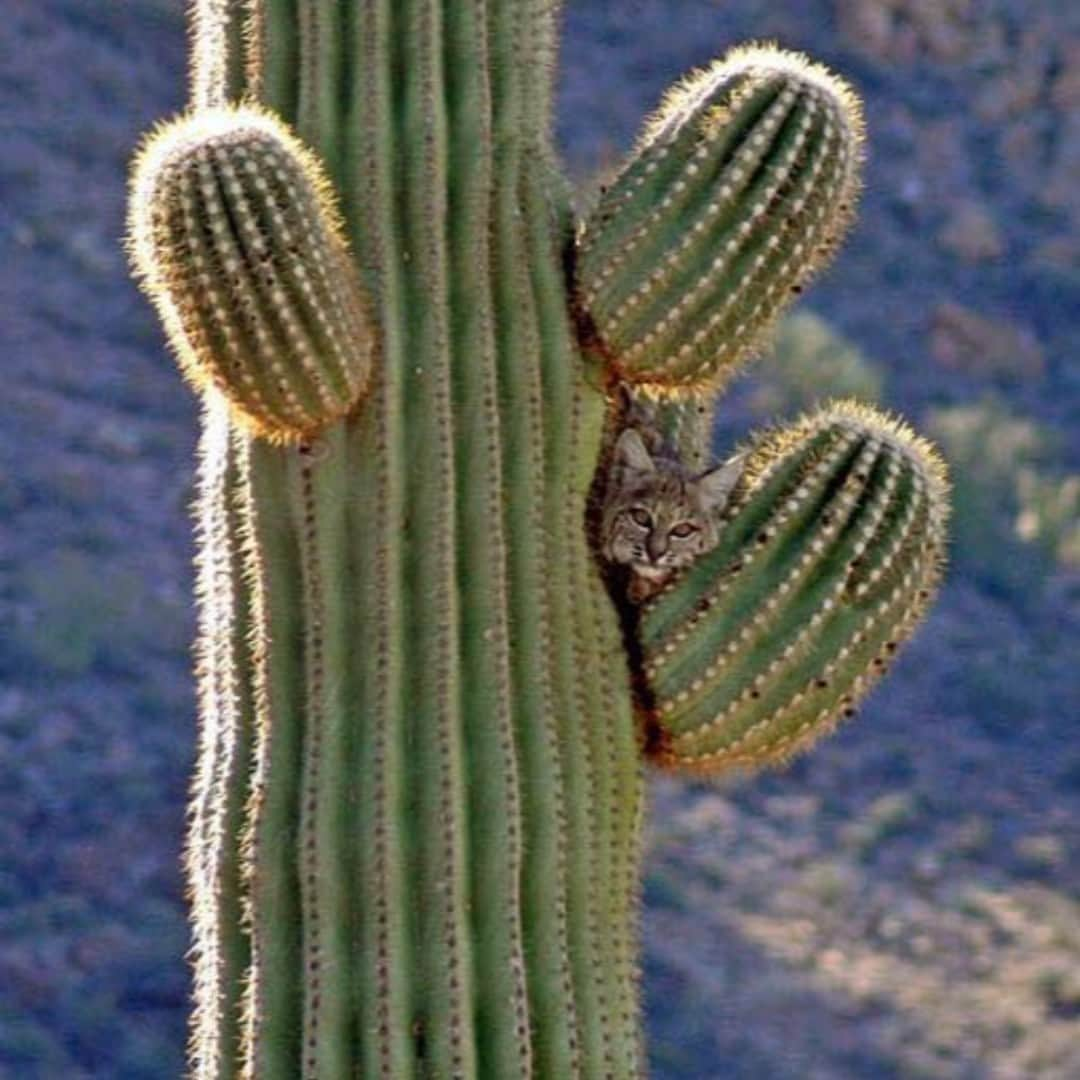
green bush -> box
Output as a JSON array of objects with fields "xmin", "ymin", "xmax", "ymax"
[
  {"xmin": 16, "ymin": 550, "xmax": 154, "ymax": 676},
  {"xmin": 750, "ymin": 310, "xmax": 885, "ymax": 417},
  {"xmin": 927, "ymin": 400, "xmax": 1077, "ymax": 596}
]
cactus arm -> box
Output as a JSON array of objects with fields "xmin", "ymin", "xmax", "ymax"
[
  {"xmin": 637, "ymin": 404, "xmax": 948, "ymax": 772},
  {"xmin": 577, "ymin": 46, "xmax": 863, "ymax": 392}
]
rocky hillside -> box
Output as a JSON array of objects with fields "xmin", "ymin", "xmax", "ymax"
[{"xmin": 1, "ymin": 1, "xmax": 1077, "ymax": 1076}]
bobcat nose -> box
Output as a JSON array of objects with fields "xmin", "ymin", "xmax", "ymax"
[{"xmin": 646, "ymin": 532, "xmax": 667, "ymax": 562}]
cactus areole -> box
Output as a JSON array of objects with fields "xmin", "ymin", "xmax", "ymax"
[{"xmin": 129, "ymin": 2, "xmax": 948, "ymax": 1076}]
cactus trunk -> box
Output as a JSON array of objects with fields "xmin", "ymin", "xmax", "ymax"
[{"xmin": 184, "ymin": 3, "xmax": 642, "ymax": 1077}]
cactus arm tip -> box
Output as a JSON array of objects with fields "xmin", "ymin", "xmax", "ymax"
[{"xmin": 128, "ymin": 104, "xmax": 376, "ymax": 444}]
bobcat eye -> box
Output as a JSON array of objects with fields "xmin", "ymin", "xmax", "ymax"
[
  {"xmin": 670, "ymin": 522, "xmax": 698, "ymax": 539},
  {"xmin": 629, "ymin": 508, "xmax": 652, "ymax": 528}
]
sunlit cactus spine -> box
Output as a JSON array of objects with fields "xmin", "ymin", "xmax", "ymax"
[{"xmin": 128, "ymin": 2, "xmax": 947, "ymax": 1076}]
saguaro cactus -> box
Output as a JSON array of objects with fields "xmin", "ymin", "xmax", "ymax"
[{"xmin": 129, "ymin": 3, "xmax": 948, "ymax": 1077}]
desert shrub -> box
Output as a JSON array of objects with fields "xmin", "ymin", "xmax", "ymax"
[
  {"xmin": 1015, "ymin": 471, "xmax": 1080, "ymax": 570},
  {"xmin": 750, "ymin": 311, "xmax": 885, "ymax": 418},
  {"xmin": 14, "ymin": 549, "xmax": 153, "ymax": 677},
  {"xmin": 927, "ymin": 399, "xmax": 1078, "ymax": 598}
]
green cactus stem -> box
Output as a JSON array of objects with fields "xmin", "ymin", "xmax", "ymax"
[
  {"xmin": 577, "ymin": 45, "xmax": 864, "ymax": 391},
  {"xmin": 129, "ymin": 107, "xmax": 374, "ymax": 441},
  {"xmin": 130, "ymin": 3, "xmax": 947, "ymax": 1077},
  {"xmin": 637, "ymin": 402, "xmax": 949, "ymax": 771}
]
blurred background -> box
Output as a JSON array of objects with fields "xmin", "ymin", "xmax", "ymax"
[{"xmin": 1, "ymin": 1, "xmax": 1078, "ymax": 1076}]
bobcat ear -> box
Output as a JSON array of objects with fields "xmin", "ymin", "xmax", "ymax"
[
  {"xmin": 615, "ymin": 384, "xmax": 656, "ymax": 427},
  {"xmin": 614, "ymin": 428, "xmax": 656, "ymax": 474},
  {"xmin": 698, "ymin": 453, "xmax": 746, "ymax": 510}
]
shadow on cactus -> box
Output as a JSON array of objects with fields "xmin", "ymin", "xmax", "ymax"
[{"xmin": 128, "ymin": 3, "xmax": 949, "ymax": 1076}]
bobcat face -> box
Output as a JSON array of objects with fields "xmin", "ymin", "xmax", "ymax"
[{"xmin": 602, "ymin": 428, "xmax": 744, "ymax": 596}]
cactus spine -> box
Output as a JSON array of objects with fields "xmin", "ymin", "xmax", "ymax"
[{"xmin": 129, "ymin": 3, "xmax": 948, "ymax": 1076}]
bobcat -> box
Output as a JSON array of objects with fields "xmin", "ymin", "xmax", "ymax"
[{"xmin": 601, "ymin": 426, "xmax": 744, "ymax": 602}]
